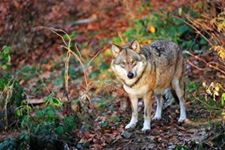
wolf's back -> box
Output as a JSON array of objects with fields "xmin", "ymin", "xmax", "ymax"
[{"xmin": 141, "ymin": 40, "xmax": 181, "ymax": 68}]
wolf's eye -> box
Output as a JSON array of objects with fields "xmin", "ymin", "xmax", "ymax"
[
  {"xmin": 120, "ymin": 64, "xmax": 125, "ymax": 68},
  {"xmin": 120, "ymin": 62, "xmax": 125, "ymax": 68},
  {"xmin": 132, "ymin": 61, "xmax": 137, "ymax": 66}
]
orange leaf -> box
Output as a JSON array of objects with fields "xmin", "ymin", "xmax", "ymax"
[{"xmin": 147, "ymin": 25, "xmax": 156, "ymax": 33}]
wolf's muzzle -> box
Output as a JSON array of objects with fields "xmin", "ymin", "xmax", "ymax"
[{"xmin": 127, "ymin": 72, "xmax": 134, "ymax": 79}]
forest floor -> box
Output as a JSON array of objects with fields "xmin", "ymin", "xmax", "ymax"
[{"xmin": 0, "ymin": 0, "xmax": 224, "ymax": 149}]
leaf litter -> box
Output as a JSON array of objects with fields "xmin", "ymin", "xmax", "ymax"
[{"xmin": 0, "ymin": 0, "xmax": 224, "ymax": 149}]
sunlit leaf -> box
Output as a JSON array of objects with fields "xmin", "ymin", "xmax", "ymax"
[
  {"xmin": 147, "ymin": 25, "xmax": 155, "ymax": 33},
  {"xmin": 221, "ymin": 93, "xmax": 225, "ymax": 106}
]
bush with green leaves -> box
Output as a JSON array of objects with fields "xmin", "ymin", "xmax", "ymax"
[
  {"xmin": 0, "ymin": 45, "xmax": 76, "ymax": 148},
  {"xmin": 0, "ymin": 94, "xmax": 76, "ymax": 149},
  {"xmin": 113, "ymin": 8, "xmax": 208, "ymax": 51},
  {"xmin": 12, "ymin": 93, "xmax": 76, "ymax": 149}
]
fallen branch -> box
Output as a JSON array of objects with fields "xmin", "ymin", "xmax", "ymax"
[
  {"xmin": 70, "ymin": 14, "xmax": 97, "ymax": 26},
  {"xmin": 27, "ymin": 99, "xmax": 44, "ymax": 105}
]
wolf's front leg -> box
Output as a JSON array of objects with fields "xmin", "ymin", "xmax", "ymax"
[
  {"xmin": 125, "ymin": 95, "xmax": 138, "ymax": 130},
  {"xmin": 142, "ymin": 91, "xmax": 153, "ymax": 132}
]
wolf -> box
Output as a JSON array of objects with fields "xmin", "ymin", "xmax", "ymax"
[{"xmin": 111, "ymin": 40, "xmax": 187, "ymax": 132}]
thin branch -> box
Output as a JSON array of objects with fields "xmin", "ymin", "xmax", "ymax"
[
  {"xmin": 194, "ymin": 95, "xmax": 222, "ymax": 111},
  {"xmin": 87, "ymin": 49, "xmax": 102, "ymax": 66},
  {"xmin": 172, "ymin": 15, "xmax": 215, "ymax": 47},
  {"xmin": 184, "ymin": 16, "xmax": 213, "ymax": 46},
  {"xmin": 186, "ymin": 59, "xmax": 204, "ymax": 71},
  {"xmin": 48, "ymin": 28, "xmax": 68, "ymax": 47},
  {"xmin": 45, "ymin": 27, "xmax": 90, "ymax": 101},
  {"xmin": 74, "ymin": 43, "xmax": 83, "ymax": 61},
  {"xmin": 3, "ymin": 81, "xmax": 14, "ymax": 129},
  {"xmin": 184, "ymin": 50, "xmax": 225, "ymax": 75},
  {"xmin": 64, "ymin": 51, "xmax": 71, "ymax": 95},
  {"xmin": 63, "ymin": 46, "xmax": 88, "ymax": 88}
]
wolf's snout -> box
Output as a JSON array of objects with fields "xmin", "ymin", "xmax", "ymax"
[{"xmin": 127, "ymin": 72, "xmax": 134, "ymax": 79}]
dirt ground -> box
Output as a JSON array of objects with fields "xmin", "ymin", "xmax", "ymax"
[{"xmin": 0, "ymin": 0, "xmax": 224, "ymax": 149}]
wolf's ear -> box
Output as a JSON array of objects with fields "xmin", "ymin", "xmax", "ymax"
[
  {"xmin": 111, "ymin": 44, "xmax": 122, "ymax": 57},
  {"xmin": 130, "ymin": 40, "xmax": 140, "ymax": 53}
]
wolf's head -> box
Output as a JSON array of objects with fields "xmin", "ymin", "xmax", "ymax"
[{"xmin": 111, "ymin": 40, "xmax": 147, "ymax": 86}]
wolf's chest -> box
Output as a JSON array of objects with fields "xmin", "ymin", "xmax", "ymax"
[{"xmin": 123, "ymin": 84, "xmax": 148, "ymax": 97}]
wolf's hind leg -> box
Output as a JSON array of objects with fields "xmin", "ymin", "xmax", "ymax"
[
  {"xmin": 172, "ymin": 79, "xmax": 187, "ymax": 122},
  {"xmin": 152, "ymin": 95, "xmax": 163, "ymax": 120},
  {"xmin": 163, "ymin": 88, "xmax": 174, "ymax": 109},
  {"xmin": 125, "ymin": 96, "xmax": 138, "ymax": 129}
]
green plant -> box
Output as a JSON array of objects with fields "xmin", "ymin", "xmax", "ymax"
[
  {"xmin": 44, "ymin": 93, "xmax": 63, "ymax": 107},
  {"xmin": 0, "ymin": 46, "xmax": 24, "ymax": 102},
  {"xmin": 0, "ymin": 45, "xmax": 25, "ymax": 130},
  {"xmin": 186, "ymin": 80, "xmax": 199, "ymax": 93},
  {"xmin": 113, "ymin": 8, "xmax": 208, "ymax": 51},
  {"xmin": 175, "ymin": 145, "xmax": 189, "ymax": 150},
  {"xmin": 12, "ymin": 93, "xmax": 76, "ymax": 148},
  {"xmin": 0, "ymin": 137, "xmax": 17, "ymax": 150},
  {"xmin": 0, "ymin": 45, "xmax": 12, "ymax": 90},
  {"xmin": 15, "ymin": 101, "xmax": 32, "ymax": 118},
  {"xmin": 221, "ymin": 93, "xmax": 225, "ymax": 106},
  {"xmin": 20, "ymin": 94, "xmax": 74, "ymax": 133},
  {"xmin": 0, "ymin": 45, "xmax": 11, "ymax": 70},
  {"xmin": 16, "ymin": 65, "xmax": 41, "ymax": 81}
]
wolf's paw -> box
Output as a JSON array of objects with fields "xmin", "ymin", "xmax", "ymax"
[
  {"xmin": 178, "ymin": 117, "xmax": 187, "ymax": 123},
  {"xmin": 125, "ymin": 122, "xmax": 137, "ymax": 130},
  {"xmin": 152, "ymin": 115, "xmax": 161, "ymax": 121},
  {"xmin": 141, "ymin": 120, "xmax": 151, "ymax": 133},
  {"xmin": 141, "ymin": 127, "xmax": 151, "ymax": 133}
]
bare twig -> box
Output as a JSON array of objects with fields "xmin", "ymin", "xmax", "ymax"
[
  {"xmin": 48, "ymin": 28, "xmax": 69, "ymax": 47},
  {"xmin": 50, "ymin": 28, "xmax": 88, "ymax": 96},
  {"xmin": 184, "ymin": 50, "xmax": 225, "ymax": 75},
  {"xmin": 74, "ymin": 43, "xmax": 83, "ymax": 62},
  {"xmin": 0, "ymin": 80, "xmax": 14, "ymax": 130},
  {"xmin": 65, "ymin": 51, "xmax": 71, "ymax": 94},
  {"xmin": 87, "ymin": 49, "xmax": 102, "ymax": 66},
  {"xmin": 183, "ymin": 15, "xmax": 214, "ymax": 46},
  {"xmin": 186, "ymin": 59, "xmax": 204, "ymax": 71},
  {"xmin": 118, "ymin": 32, "xmax": 125, "ymax": 44},
  {"xmin": 43, "ymin": 27, "xmax": 101, "ymax": 104},
  {"xmin": 39, "ymin": 26, "xmax": 87, "ymax": 101},
  {"xmin": 194, "ymin": 95, "xmax": 222, "ymax": 111}
]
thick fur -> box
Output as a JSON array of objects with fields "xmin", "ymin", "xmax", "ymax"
[{"xmin": 111, "ymin": 40, "xmax": 187, "ymax": 132}]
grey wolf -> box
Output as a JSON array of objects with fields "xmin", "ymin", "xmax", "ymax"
[{"xmin": 111, "ymin": 40, "xmax": 187, "ymax": 132}]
